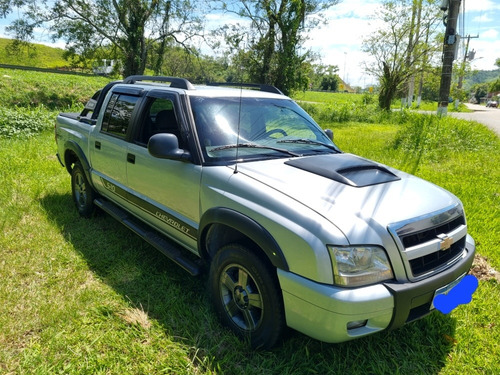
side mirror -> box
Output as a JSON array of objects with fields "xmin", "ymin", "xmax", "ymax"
[
  {"xmin": 148, "ymin": 133, "xmax": 191, "ymax": 161},
  {"xmin": 325, "ymin": 129, "xmax": 334, "ymax": 141}
]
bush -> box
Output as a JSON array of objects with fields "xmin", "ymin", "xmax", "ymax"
[
  {"xmin": 298, "ymin": 101, "xmax": 382, "ymax": 124},
  {"xmin": 392, "ymin": 114, "xmax": 498, "ymax": 161},
  {"xmin": 0, "ymin": 106, "xmax": 56, "ymax": 138}
]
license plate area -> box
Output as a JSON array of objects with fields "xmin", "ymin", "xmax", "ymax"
[{"xmin": 430, "ymin": 273, "xmax": 466, "ymax": 310}]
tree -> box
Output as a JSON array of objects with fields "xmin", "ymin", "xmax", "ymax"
[
  {"xmin": 310, "ymin": 63, "xmax": 339, "ymax": 91},
  {"xmin": 1, "ymin": 0, "xmax": 202, "ymax": 77},
  {"xmin": 152, "ymin": 45, "xmax": 228, "ymax": 83},
  {"xmin": 362, "ymin": 0, "xmax": 441, "ymax": 110},
  {"xmin": 471, "ymin": 83, "xmax": 489, "ymax": 104},
  {"xmin": 488, "ymin": 57, "xmax": 500, "ymax": 94},
  {"xmin": 490, "ymin": 79, "xmax": 500, "ymax": 93},
  {"xmin": 216, "ymin": 0, "xmax": 339, "ymax": 95}
]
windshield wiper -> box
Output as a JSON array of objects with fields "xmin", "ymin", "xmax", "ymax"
[
  {"xmin": 277, "ymin": 139, "xmax": 341, "ymax": 153},
  {"xmin": 211, "ymin": 143, "xmax": 302, "ymax": 157}
]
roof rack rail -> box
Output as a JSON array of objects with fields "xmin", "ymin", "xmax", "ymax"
[
  {"xmin": 207, "ymin": 82, "xmax": 283, "ymax": 95},
  {"xmin": 123, "ymin": 75, "xmax": 195, "ymax": 90}
]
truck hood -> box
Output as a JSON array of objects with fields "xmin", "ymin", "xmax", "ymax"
[{"xmin": 236, "ymin": 153, "xmax": 459, "ymax": 242}]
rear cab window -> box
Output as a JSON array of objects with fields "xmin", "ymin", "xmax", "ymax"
[{"xmin": 101, "ymin": 93, "xmax": 140, "ymax": 138}]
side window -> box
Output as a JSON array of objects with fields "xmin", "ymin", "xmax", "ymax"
[
  {"xmin": 101, "ymin": 94, "xmax": 139, "ymax": 138},
  {"xmin": 137, "ymin": 98, "xmax": 183, "ymax": 147}
]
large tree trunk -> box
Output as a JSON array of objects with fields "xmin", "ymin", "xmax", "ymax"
[{"xmin": 379, "ymin": 62, "xmax": 398, "ymax": 111}]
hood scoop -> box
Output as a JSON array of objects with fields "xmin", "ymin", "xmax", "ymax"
[{"xmin": 285, "ymin": 154, "xmax": 401, "ymax": 187}]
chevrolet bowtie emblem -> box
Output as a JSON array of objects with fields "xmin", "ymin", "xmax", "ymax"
[{"xmin": 438, "ymin": 234, "xmax": 453, "ymax": 251}]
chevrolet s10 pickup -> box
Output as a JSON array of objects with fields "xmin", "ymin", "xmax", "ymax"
[{"xmin": 55, "ymin": 76, "xmax": 475, "ymax": 348}]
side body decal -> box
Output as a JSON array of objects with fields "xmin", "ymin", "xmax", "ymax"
[{"xmin": 100, "ymin": 177, "xmax": 197, "ymax": 240}]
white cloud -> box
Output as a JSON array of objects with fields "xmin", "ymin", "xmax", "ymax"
[
  {"xmin": 481, "ymin": 28, "xmax": 499, "ymax": 39},
  {"xmin": 304, "ymin": 2, "xmax": 386, "ymax": 87},
  {"xmin": 331, "ymin": 0, "xmax": 382, "ymax": 19},
  {"xmin": 472, "ymin": 15, "xmax": 493, "ymax": 23},
  {"xmin": 465, "ymin": 0, "xmax": 500, "ymax": 12},
  {"xmin": 469, "ymin": 37, "xmax": 500, "ymax": 71}
]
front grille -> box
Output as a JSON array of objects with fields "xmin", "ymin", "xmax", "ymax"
[
  {"xmin": 401, "ymin": 216, "xmax": 465, "ymax": 248},
  {"xmin": 389, "ymin": 206, "xmax": 468, "ymax": 281},
  {"xmin": 409, "ymin": 237, "xmax": 466, "ymax": 277}
]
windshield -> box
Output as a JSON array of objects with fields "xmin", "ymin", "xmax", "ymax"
[{"xmin": 189, "ymin": 96, "xmax": 339, "ymax": 163}]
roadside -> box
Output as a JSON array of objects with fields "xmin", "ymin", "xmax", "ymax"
[{"xmin": 449, "ymin": 103, "xmax": 500, "ymax": 137}]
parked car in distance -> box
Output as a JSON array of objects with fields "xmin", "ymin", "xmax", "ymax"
[{"xmin": 486, "ymin": 100, "xmax": 498, "ymax": 108}]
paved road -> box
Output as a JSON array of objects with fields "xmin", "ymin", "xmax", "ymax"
[{"xmin": 449, "ymin": 104, "xmax": 500, "ymax": 137}]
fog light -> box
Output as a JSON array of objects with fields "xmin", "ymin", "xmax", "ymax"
[{"xmin": 347, "ymin": 320, "xmax": 367, "ymax": 330}]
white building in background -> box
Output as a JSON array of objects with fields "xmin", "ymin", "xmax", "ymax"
[{"xmin": 93, "ymin": 59, "xmax": 115, "ymax": 76}]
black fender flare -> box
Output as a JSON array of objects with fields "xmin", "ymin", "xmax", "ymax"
[
  {"xmin": 199, "ymin": 207, "xmax": 289, "ymax": 271},
  {"xmin": 64, "ymin": 140, "xmax": 93, "ymax": 188}
]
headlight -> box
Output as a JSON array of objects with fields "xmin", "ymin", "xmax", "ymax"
[{"xmin": 328, "ymin": 246, "xmax": 394, "ymax": 287}]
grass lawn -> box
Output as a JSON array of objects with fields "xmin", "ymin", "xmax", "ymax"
[
  {"xmin": 1, "ymin": 110, "xmax": 499, "ymax": 373},
  {"xmin": 293, "ymin": 91, "xmax": 366, "ymax": 105},
  {"xmin": 0, "ymin": 38, "xmax": 68, "ymax": 68},
  {"xmin": 292, "ymin": 91, "xmax": 471, "ymax": 113}
]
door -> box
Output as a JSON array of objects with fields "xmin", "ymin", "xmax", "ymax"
[
  {"xmin": 126, "ymin": 92, "xmax": 201, "ymax": 251},
  {"xmin": 90, "ymin": 91, "xmax": 140, "ymax": 199}
]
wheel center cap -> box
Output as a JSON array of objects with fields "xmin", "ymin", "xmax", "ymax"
[{"xmin": 234, "ymin": 286, "xmax": 249, "ymax": 309}]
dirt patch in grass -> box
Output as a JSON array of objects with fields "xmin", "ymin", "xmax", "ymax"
[{"xmin": 470, "ymin": 255, "xmax": 500, "ymax": 282}]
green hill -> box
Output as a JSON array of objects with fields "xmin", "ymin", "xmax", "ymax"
[{"xmin": 0, "ymin": 38, "xmax": 69, "ymax": 68}]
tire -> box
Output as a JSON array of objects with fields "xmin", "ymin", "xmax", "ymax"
[
  {"xmin": 71, "ymin": 161, "xmax": 95, "ymax": 218},
  {"xmin": 209, "ymin": 243, "xmax": 285, "ymax": 349}
]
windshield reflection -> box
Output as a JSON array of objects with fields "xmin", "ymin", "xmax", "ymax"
[{"xmin": 189, "ymin": 96, "xmax": 338, "ymax": 162}]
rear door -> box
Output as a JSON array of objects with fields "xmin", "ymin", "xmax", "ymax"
[{"xmin": 89, "ymin": 87, "xmax": 142, "ymax": 202}]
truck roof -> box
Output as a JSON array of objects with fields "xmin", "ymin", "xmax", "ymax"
[{"xmin": 120, "ymin": 75, "xmax": 286, "ymax": 99}]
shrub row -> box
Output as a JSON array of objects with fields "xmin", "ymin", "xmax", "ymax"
[{"xmin": 0, "ymin": 106, "xmax": 57, "ymax": 138}]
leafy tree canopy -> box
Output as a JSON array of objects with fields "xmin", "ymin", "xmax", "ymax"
[
  {"xmin": 0, "ymin": 0, "xmax": 203, "ymax": 77},
  {"xmin": 362, "ymin": 0, "xmax": 441, "ymax": 110},
  {"xmin": 214, "ymin": 0, "xmax": 340, "ymax": 95}
]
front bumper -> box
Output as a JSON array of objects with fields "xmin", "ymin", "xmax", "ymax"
[
  {"xmin": 277, "ymin": 234, "xmax": 475, "ymax": 343},
  {"xmin": 385, "ymin": 234, "xmax": 475, "ymax": 330}
]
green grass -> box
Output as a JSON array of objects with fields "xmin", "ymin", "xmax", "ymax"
[
  {"xmin": 293, "ymin": 91, "xmax": 366, "ymax": 105},
  {"xmin": 391, "ymin": 100, "xmax": 471, "ymax": 113},
  {"xmin": 0, "ymin": 38, "xmax": 69, "ymax": 68},
  {"xmin": 1, "ymin": 121, "xmax": 499, "ymax": 374},
  {"xmin": 0, "ymin": 69, "xmax": 499, "ymax": 374},
  {"xmin": 0, "ymin": 68, "xmax": 110, "ymax": 109},
  {"xmin": 293, "ymin": 91, "xmax": 472, "ymax": 115}
]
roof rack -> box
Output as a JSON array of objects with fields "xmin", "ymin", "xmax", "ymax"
[
  {"xmin": 123, "ymin": 75, "xmax": 195, "ymax": 90},
  {"xmin": 207, "ymin": 82, "xmax": 283, "ymax": 95}
]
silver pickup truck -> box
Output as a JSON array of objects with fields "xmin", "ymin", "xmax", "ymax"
[{"xmin": 55, "ymin": 76, "xmax": 475, "ymax": 349}]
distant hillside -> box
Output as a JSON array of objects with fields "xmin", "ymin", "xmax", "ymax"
[
  {"xmin": 0, "ymin": 66, "xmax": 110, "ymax": 109},
  {"xmin": 465, "ymin": 69, "xmax": 500, "ymax": 90},
  {"xmin": 0, "ymin": 38, "xmax": 69, "ymax": 68}
]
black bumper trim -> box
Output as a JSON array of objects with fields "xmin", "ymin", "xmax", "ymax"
[
  {"xmin": 384, "ymin": 242, "xmax": 475, "ymax": 330},
  {"xmin": 56, "ymin": 153, "xmax": 65, "ymax": 168}
]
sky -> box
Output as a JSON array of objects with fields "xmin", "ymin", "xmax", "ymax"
[
  {"xmin": 303, "ymin": 0, "xmax": 500, "ymax": 87},
  {"xmin": 0, "ymin": 0, "xmax": 499, "ymax": 88}
]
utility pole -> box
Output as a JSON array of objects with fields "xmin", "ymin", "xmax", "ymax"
[
  {"xmin": 457, "ymin": 34, "xmax": 479, "ymax": 90},
  {"xmin": 437, "ymin": 0, "xmax": 461, "ymax": 117}
]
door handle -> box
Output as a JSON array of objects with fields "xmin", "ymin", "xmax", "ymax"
[
  {"xmin": 127, "ymin": 153, "xmax": 136, "ymax": 164},
  {"xmin": 95, "ymin": 141, "xmax": 101, "ymax": 150}
]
